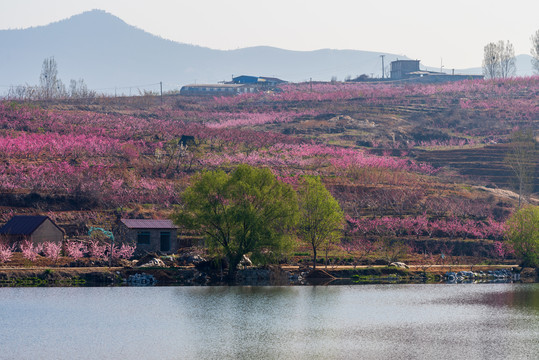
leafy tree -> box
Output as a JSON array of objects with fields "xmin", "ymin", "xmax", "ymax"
[
  {"xmin": 173, "ymin": 164, "xmax": 298, "ymax": 280},
  {"xmin": 506, "ymin": 206, "xmax": 539, "ymax": 268},
  {"xmin": 297, "ymin": 176, "xmax": 344, "ymax": 269}
]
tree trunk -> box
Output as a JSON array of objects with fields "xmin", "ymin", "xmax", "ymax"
[
  {"xmin": 227, "ymin": 254, "xmax": 242, "ymax": 283},
  {"xmin": 312, "ymin": 246, "xmax": 317, "ymax": 270},
  {"xmin": 518, "ymin": 180, "xmax": 523, "ymax": 209}
]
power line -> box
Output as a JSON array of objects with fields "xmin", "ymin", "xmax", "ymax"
[{"xmin": 93, "ymin": 82, "xmax": 162, "ymax": 91}]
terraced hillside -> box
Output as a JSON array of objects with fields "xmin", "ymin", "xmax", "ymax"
[{"xmin": 415, "ymin": 144, "xmax": 539, "ymax": 193}]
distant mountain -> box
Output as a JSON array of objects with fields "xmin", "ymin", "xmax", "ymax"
[{"xmin": 0, "ymin": 10, "xmax": 535, "ymax": 94}]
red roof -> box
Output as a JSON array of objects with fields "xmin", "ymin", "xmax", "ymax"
[{"xmin": 120, "ymin": 219, "xmax": 177, "ymax": 229}]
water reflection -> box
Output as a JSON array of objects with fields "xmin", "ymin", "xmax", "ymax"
[
  {"xmin": 0, "ymin": 284, "xmax": 537, "ymax": 359},
  {"xmin": 465, "ymin": 285, "xmax": 539, "ymax": 313}
]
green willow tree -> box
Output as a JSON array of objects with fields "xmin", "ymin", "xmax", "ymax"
[
  {"xmin": 297, "ymin": 176, "xmax": 344, "ymax": 269},
  {"xmin": 173, "ymin": 164, "xmax": 298, "ymax": 280},
  {"xmin": 506, "ymin": 205, "xmax": 539, "ymax": 268}
]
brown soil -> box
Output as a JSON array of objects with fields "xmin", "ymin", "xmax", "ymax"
[{"xmin": 415, "ymin": 144, "xmax": 539, "ymax": 193}]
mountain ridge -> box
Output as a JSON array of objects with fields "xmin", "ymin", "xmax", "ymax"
[{"xmin": 0, "ymin": 10, "xmax": 534, "ymax": 93}]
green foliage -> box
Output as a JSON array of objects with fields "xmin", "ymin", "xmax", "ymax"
[
  {"xmin": 297, "ymin": 176, "xmax": 344, "ymax": 268},
  {"xmin": 173, "ymin": 164, "xmax": 299, "ymax": 278},
  {"xmin": 506, "ymin": 206, "xmax": 539, "ymax": 267}
]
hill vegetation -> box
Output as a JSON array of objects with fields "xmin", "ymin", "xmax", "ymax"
[{"xmin": 0, "ymin": 77, "xmax": 538, "ymax": 266}]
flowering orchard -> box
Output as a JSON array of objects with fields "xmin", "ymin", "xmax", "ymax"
[
  {"xmin": 0, "ymin": 99, "xmax": 439, "ymax": 208},
  {"xmin": 1, "ymin": 77, "xmax": 535, "ymax": 259},
  {"xmin": 346, "ymin": 215, "xmax": 507, "ymax": 241},
  {"xmin": 0, "ymin": 240, "xmax": 135, "ymax": 264}
]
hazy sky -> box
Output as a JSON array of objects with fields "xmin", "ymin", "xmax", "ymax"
[{"xmin": 1, "ymin": 0, "xmax": 538, "ymax": 69}]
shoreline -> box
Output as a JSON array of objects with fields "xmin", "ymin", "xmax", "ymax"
[{"xmin": 0, "ymin": 264, "xmax": 536, "ymax": 287}]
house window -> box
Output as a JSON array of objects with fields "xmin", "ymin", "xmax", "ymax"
[{"xmin": 137, "ymin": 231, "xmax": 151, "ymax": 244}]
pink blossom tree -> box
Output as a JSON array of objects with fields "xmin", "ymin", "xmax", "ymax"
[
  {"xmin": 0, "ymin": 243, "xmax": 15, "ymax": 263},
  {"xmin": 42, "ymin": 242, "xmax": 62, "ymax": 262},
  {"xmin": 87, "ymin": 240, "xmax": 108, "ymax": 260},
  {"xmin": 20, "ymin": 240, "xmax": 43, "ymax": 262},
  {"xmin": 65, "ymin": 241, "xmax": 87, "ymax": 260},
  {"xmin": 111, "ymin": 243, "xmax": 136, "ymax": 260}
]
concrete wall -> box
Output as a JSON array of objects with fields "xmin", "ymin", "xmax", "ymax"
[
  {"xmin": 390, "ymin": 60, "xmax": 420, "ymax": 80},
  {"xmin": 396, "ymin": 74, "xmax": 484, "ymax": 84},
  {"xmin": 123, "ymin": 227, "xmax": 179, "ymax": 254},
  {"xmin": 30, "ymin": 219, "xmax": 64, "ymax": 244}
]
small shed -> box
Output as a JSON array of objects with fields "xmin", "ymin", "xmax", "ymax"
[
  {"xmin": 120, "ymin": 219, "xmax": 179, "ymax": 254},
  {"xmin": 0, "ymin": 215, "xmax": 64, "ymax": 245}
]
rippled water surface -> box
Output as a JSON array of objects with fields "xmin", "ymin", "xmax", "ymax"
[{"xmin": 1, "ymin": 284, "xmax": 537, "ymax": 359}]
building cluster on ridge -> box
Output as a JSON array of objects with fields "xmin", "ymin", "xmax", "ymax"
[
  {"xmin": 180, "ymin": 75, "xmax": 286, "ymax": 96},
  {"xmin": 180, "ymin": 60, "xmax": 483, "ymax": 96},
  {"xmin": 389, "ymin": 60, "xmax": 483, "ymax": 83}
]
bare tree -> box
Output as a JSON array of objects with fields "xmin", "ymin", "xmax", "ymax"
[
  {"xmin": 482, "ymin": 42, "xmax": 499, "ymax": 79},
  {"xmin": 69, "ymin": 78, "xmax": 96, "ymax": 99},
  {"xmin": 39, "ymin": 57, "xmax": 65, "ymax": 99},
  {"xmin": 498, "ymin": 40, "xmax": 516, "ymax": 78},
  {"xmin": 482, "ymin": 41, "xmax": 516, "ymax": 79},
  {"xmin": 532, "ymin": 29, "xmax": 539, "ymax": 74},
  {"xmin": 7, "ymin": 84, "xmax": 39, "ymax": 101},
  {"xmin": 504, "ymin": 130, "xmax": 537, "ymax": 208},
  {"xmin": 6, "ymin": 58, "xmax": 94, "ymax": 101}
]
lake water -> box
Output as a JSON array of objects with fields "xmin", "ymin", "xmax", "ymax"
[{"xmin": 0, "ymin": 284, "xmax": 538, "ymax": 360}]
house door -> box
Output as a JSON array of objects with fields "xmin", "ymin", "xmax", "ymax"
[{"xmin": 160, "ymin": 232, "xmax": 171, "ymax": 252}]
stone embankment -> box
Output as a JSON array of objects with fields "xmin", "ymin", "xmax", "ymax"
[{"xmin": 0, "ymin": 264, "xmax": 536, "ymax": 287}]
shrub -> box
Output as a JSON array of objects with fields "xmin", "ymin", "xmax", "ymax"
[{"xmin": 506, "ymin": 206, "xmax": 539, "ymax": 267}]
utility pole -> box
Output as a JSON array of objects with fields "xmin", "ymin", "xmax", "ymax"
[
  {"xmin": 380, "ymin": 55, "xmax": 385, "ymax": 79},
  {"xmin": 160, "ymin": 81, "xmax": 163, "ymax": 104}
]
